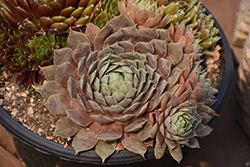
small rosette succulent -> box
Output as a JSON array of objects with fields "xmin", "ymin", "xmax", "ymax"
[
  {"xmin": 0, "ymin": 24, "xmax": 67, "ymax": 87},
  {"xmin": 39, "ymin": 13, "xmax": 218, "ymax": 163},
  {"xmin": 150, "ymin": 66, "xmax": 218, "ymax": 162},
  {"xmin": 118, "ymin": 0, "xmax": 168, "ymax": 28}
]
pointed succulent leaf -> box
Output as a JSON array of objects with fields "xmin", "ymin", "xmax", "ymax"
[
  {"xmin": 95, "ymin": 140, "xmax": 117, "ymax": 163},
  {"xmin": 122, "ymin": 132, "xmax": 147, "ymax": 157},
  {"xmin": 154, "ymin": 142, "xmax": 167, "ymax": 159},
  {"xmin": 137, "ymin": 122, "xmax": 152, "ymax": 141},
  {"xmin": 72, "ymin": 122, "xmax": 102, "ymax": 154},
  {"xmin": 124, "ymin": 117, "xmax": 147, "ymax": 132},
  {"xmin": 91, "ymin": 114, "xmax": 114, "ymax": 125},
  {"xmin": 40, "ymin": 65, "xmax": 57, "ymax": 81},
  {"xmin": 95, "ymin": 121, "xmax": 123, "ymax": 141},
  {"xmin": 168, "ymin": 143, "xmax": 183, "ymax": 164},
  {"xmin": 68, "ymin": 29, "xmax": 91, "ymax": 50},
  {"xmin": 46, "ymin": 93, "xmax": 72, "ymax": 117},
  {"xmin": 66, "ymin": 108, "xmax": 93, "ymax": 127},
  {"xmin": 54, "ymin": 118, "xmax": 81, "ymax": 138},
  {"xmin": 40, "ymin": 81, "xmax": 68, "ymax": 100}
]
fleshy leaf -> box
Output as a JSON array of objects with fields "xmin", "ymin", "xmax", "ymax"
[
  {"xmin": 168, "ymin": 143, "xmax": 183, "ymax": 163},
  {"xmin": 137, "ymin": 122, "xmax": 153, "ymax": 141},
  {"xmin": 154, "ymin": 142, "xmax": 167, "ymax": 159},
  {"xmin": 40, "ymin": 65, "xmax": 57, "ymax": 81},
  {"xmin": 68, "ymin": 29, "xmax": 91, "ymax": 50},
  {"xmin": 72, "ymin": 122, "xmax": 102, "ymax": 154},
  {"xmin": 121, "ymin": 132, "xmax": 147, "ymax": 157},
  {"xmin": 124, "ymin": 117, "xmax": 147, "ymax": 132},
  {"xmin": 56, "ymin": 62, "xmax": 79, "ymax": 86},
  {"xmin": 95, "ymin": 121, "xmax": 122, "ymax": 141},
  {"xmin": 196, "ymin": 125, "xmax": 213, "ymax": 137},
  {"xmin": 40, "ymin": 81, "xmax": 68, "ymax": 100},
  {"xmin": 54, "ymin": 48, "xmax": 76, "ymax": 66},
  {"xmin": 46, "ymin": 93, "xmax": 72, "ymax": 117},
  {"xmin": 54, "ymin": 117, "xmax": 81, "ymax": 138},
  {"xmin": 91, "ymin": 115, "xmax": 114, "ymax": 124},
  {"xmin": 66, "ymin": 108, "xmax": 93, "ymax": 127},
  {"xmin": 95, "ymin": 140, "xmax": 117, "ymax": 163}
]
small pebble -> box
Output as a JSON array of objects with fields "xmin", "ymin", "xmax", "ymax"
[
  {"xmin": 27, "ymin": 107, "xmax": 34, "ymax": 115},
  {"xmin": 20, "ymin": 92, "xmax": 27, "ymax": 97}
]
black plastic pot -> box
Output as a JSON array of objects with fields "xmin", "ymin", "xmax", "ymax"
[{"xmin": 0, "ymin": 4, "xmax": 234, "ymax": 167}]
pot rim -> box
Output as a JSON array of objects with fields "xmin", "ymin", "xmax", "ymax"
[{"xmin": 0, "ymin": 3, "xmax": 234, "ymax": 165}]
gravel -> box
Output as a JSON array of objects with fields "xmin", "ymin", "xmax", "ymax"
[{"xmin": 0, "ymin": 69, "xmax": 66, "ymax": 144}]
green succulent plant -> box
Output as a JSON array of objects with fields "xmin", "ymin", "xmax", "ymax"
[
  {"xmin": 39, "ymin": 13, "xmax": 218, "ymax": 163},
  {"xmin": 0, "ymin": 26, "xmax": 67, "ymax": 87}
]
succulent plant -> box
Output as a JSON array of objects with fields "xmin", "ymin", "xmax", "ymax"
[
  {"xmin": 90, "ymin": 0, "xmax": 120, "ymax": 28},
  {"xmin": 0, "ymin": 0, "xmax": 105, "ymax": 34},
  {"xmin": 0, "ymin": 22, "xmax": 67, "ymax": 87},
  {"xmin": 151, "ymin": 66, "xmax": 218, "ymax": 162},
  {"xmin": 118, "ymin": 0, "xmax": 168, "ymax": 28},
  {"xmin": 162, "ymin": 0, "xmax": 221, "ymax": 54},
  {"xmin": 39, "ymin": 13, "xmax": 217, "ymax": 163}
]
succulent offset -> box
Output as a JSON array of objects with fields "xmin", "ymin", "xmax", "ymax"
[{"xmin": 39, "ymin": 12, "xmax": 218, "ymax": 163}]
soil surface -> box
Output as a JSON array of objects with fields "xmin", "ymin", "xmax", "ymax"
[{"xmin": 0, "ymin": 68, "xmax": 66, "ymax": 144}]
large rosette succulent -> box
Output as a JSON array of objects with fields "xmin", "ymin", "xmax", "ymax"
[{"xmin": 39, "ymin": 13, "xmax": 217, "ymax": 163}]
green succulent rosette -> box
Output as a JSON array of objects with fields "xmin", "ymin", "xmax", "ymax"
[{"xmin": 39, "ymin": 14, "xmax": 218, "ymax": 163}]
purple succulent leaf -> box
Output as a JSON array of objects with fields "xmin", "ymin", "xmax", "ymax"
[
  {"xmin": 94, "ymin": 23, "xmax": 113, "ymax": 51},
  {"xmin": 121, "ymin": 132, "xmax": 147, "ymax": 158},
  {"xmin": 124, "ymin": 117, "xmax": 147, "ymax": 133},
  {"xmin": 165, "ymin": 43, "xmax": 183, "ymax": 66},
  {"xmin": 40, "ymin": 81, "xmax": 68, "ymax": 100},
  {"xmin": 56, "ymin": 62, "xmax": 79, "ymax": 86},
  {"xmin": 68, "ymin": 29, "xmax": 91, "ymax": 50},
  {"xmin": 136, "ymin": 102, "xmax": 148, "ymax": 117},
  {"xmin": 40, "ymin": 65, "xmax": 57, "ymax": 81},
  {"xmin": 46, "ymin": 93, "xmax": 72, "ymax": 117},
  {"xmin": 72, "ymin": 43, "xmax": 91, "ymax": 64},
  {"xmin": 135, "ymin": 42, "xmax": 154, "ymax": 54},
  {"xmin": 121, "ymin": 25, "xmax": 140, "ymax": 42},
  {"xmin": 118, "ymin": 40, "xmax": 135, "ymax": 53},
  {"xmin": 95, "ymin": 121, "xmax": 123, "ymax": 142},
  {"xmin": 91, "ymin": 115, "xmax": 114, "ymax": 125},
  {"xmin": 196, "ymin": 125, "xmax": 213, "ymax": 137},
  {"xmin": 54, "ymin": 117, "xmax": 81, "ymax": 138},
  {"xmin": 199, "ymin": 105, "xmax": 219, "ymax": 117},
  {"xmin": 187, "ymin": 138, "xmax": 200, "ymax": 148},
  {"xmin": 166, "ymin": 67, "xmax": 183, "ymax": 88},
  {"xmin": 66, "ymin": 108, "xmax": 93, "ymax": 127},
  {"xmin": 72, "ymin": 122, "xmax": 102, "ymax": 154},
  {"xmin": 109, "ymin": 14, "xmax": 130, "ymax": 33},
  {"xmin": 67, "ymin": 77, "xmax": 79, "ymax": 99},
  {"xmin": 103, "ymin": 30, "xmax": 124, "ymax": 49},
  {"xmin": 115, "ymin": 114, "xmax": 135, "ymax": 122},
  {"xmin": 156, "ymin": 58, "xmax": 171, "ymax": 78},
  {"xmin": 85, "ymin": 23, "xmax": 100, "ymax": 47},
  {"xmin": 137, "ymin": 121, "xmax": 152, "ymax": 141},
  {"xmin": 168, "ymin": 143, "xmax": 183, "ymax": 164},
  {"xmin": 164, "ymin": 137, "xmax": 177, "ymax": 150},
  {"xmin": 151, "ymin": 39, "xmax": 167, "ymax": 58},
  {"xmin": 177, "ymin": 88, "xmax": 192, "ymax": 105},
  {"xmin": 95, "ymin": 140, "xmax": 117, "ymax": 163},
  {"xmin": 154, "ymin": 142, "xmax": 167, "ymax": 160},
  {"xmin": 136, "ymin": 28, "xmax": 158, "ymax": 42},
  {"xmin": 54, "ymin": 48, "xmax": 76, "ymax": 67}
]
